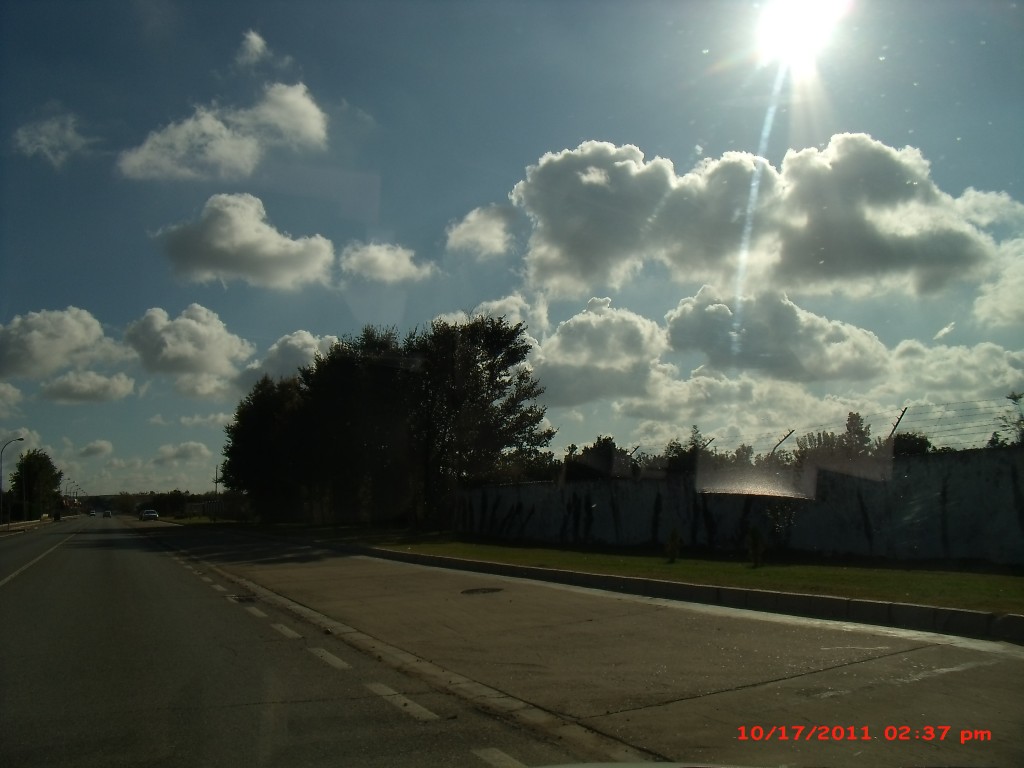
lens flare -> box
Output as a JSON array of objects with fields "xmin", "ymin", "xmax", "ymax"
[
  {"xmin": 731, "ymin": 1, "xmax": 849, "ymax": 357},
  {"xmin": 757, "ymin": 0, "xmax": 850, "ymax": 79}
]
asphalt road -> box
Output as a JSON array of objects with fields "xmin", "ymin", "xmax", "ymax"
[{"xmin": 0, "ymin": 517, "xmax": 587, "ymax": 768}]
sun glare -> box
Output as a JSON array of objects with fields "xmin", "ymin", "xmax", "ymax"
[{"xmin": 757, "ymin": 0, "xmax": 850, "ymax": 78}]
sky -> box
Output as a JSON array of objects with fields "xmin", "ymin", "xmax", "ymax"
[{"xmin": 1, "ymin": 0, "xmax": 1022, "ymax": 495}]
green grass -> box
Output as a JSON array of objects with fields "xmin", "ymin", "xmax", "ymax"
[{"xmin": 358, "ymin": 537, "xmax": 1024, "ymax": 616}]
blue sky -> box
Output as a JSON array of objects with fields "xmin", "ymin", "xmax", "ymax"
[{"xmin": 1, "ymin": 0, "xmax": 1022, "ymax": 494}]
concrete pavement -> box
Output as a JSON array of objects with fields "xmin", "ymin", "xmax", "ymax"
[{"xmin": 173, "ymin": 534, "xmax": 1024, "ymax": 768}]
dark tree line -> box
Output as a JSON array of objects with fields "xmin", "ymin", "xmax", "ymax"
[{"xmin": 222, "ymin": 317, "xmax": 555, "ymax": 527}]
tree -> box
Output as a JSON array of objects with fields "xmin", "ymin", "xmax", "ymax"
[
  {"xmin": 297, "ymin": 327, "xmax": 416, "ymax": 523},
  {"xmin": 754, "ymin": 449, "xmax": 794, "ymax": 471},
  {"xmin": 892, "ymin": 431, "xmax": 932, "ymax": 456},
  {"xmin": 658, "ymin": 426, "xmax": 709, "ymax": 476},
  {"xmin": 989, "ymin": 391, "xmax": 1024, "ymax": 447},
  {"xmin": 732, "ymin": 443, "xmax": 754, "ymax": 466},
  {"xmin": 406, "ymin": 316, "xmax": 554, "ymax": 523},
  {"xmin": 221, "ymin": 375, "xmax": 304, "ymax": 522},
  {"xmin": 795, "ymin": 412, "xmax": 872, "ymax": 469},
  {"xmin": 839, "ymin": 412, "xmax": 872, "ymax": 459},
  {"xmin": 9, "ymin": 449, "xmax": 63, "ymax": 521},
  {"xmin": 794, "ymin": 430, "xmax": 842, "ymax": 466},
  {"xmin": 570, "ymin": 435, "xmax": 634, "ymax": 479},
  {"xmin": 223, "ymin": 316, "xmax": 554, "ymax": 528}
]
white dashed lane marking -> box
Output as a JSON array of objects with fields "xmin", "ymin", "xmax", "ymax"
[
  {"xmin": 271, "ymin": 623, "xmax": 302, "ymax": 639},
  {"xmin": 365, "ymin": 682, "xmax": 440, "ymax": 721},
  {"xmin": 307, "ymin": 647, "xmax": 351, "ymax": 670},
  {"xmin": 245, "ymin": 606, "xmax": 268, "ymax": 618}
]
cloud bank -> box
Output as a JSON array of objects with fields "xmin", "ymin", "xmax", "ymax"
[{"xmin": 509, "ymin": 134, "xmax": 1014, "ymax": 300}]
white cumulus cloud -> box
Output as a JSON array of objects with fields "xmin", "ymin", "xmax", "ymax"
[
  {"xmin": 973, "ymin": 239, "xmax": 1024, "ymax": 329},
  {"xmin": 240, "ymin": 330, "xmax": 340, "ymax": 388},
  {"xmin": 118, "ymin": 82, "xmax": 326, "ymax": 180},
  {"xmin": 532, "ymin": 297, "xmax": 668, "ymax": 406},
  {"xmin": 508, "ymin": 134, "xmax": 1009, "ymax": 300},
  {"xmin": 512, "ymin": 141, "xmax": 675, "ymax": 297},
  {"xmin": 665, "ymin": 286, "xmax": 890, "ymax": 381},
  {"xmin": 0, "ymin": 306, "xmax": 128, "ymax": 378},
  {"xmin": 236, "ymin": 29, "xmax": 269, "ymax": 67},
  {"xmin": 158, "ymin": 193, "xmax": 335, "ymax": 289},
  {"xmin": 125, "ymin": 304, "xmax": 254, "ymax": 398},
  {"xmin": 770, "ymin": 134, "xmax": 991, "ymax": 294},
  {"xmin": 446, "ymin": 205, "xmax": 516, "ymax": 258},
  {"xmin": 340, "ymin": 242, "xmax": 436, "ymax": 283},
  {"xmin": 232, "ymin": 83, "xmax": 326, "ymax": 148},
  {"xmin": 41, "ymin": 371, "xmax": 135, "ymax": 403},
  {"xmin": 878, "ymin": 340, "xmax": 1024, "ymax": 404}
]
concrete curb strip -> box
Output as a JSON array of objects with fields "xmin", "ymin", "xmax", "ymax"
[{"xmin": 358, "ymin": 546, "xmax": 1024, "ymax": 645}]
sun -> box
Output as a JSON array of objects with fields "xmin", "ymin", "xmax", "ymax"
[{"xmin": 757, "ymin": 0, "xmax": 850, "ymax": 78}]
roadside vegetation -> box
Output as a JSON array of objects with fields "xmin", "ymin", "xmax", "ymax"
[{"xmin": 359, "ymin": 535, "xmax": 1024, "ymax": 615}]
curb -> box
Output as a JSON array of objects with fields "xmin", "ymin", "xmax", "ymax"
[{"xmin": 355, "ymin": 546, "xmax": 1024, "ymax": 646}]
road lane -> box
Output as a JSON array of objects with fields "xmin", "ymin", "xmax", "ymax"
[{"xmin": 0, "ymin": 518, "xmax": 589, "ymax": 768}]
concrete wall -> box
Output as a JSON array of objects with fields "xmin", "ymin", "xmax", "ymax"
[{"xmin": 457, "ymin": 447, "xmax": 1024, "ymax": 565}]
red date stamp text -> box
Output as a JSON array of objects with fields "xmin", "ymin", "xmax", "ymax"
[{"xmin": 737, "ymin": 725, "xmax": 992, "ymax": 744}]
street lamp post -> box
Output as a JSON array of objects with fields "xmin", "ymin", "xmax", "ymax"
[{"xmin": 2, "ymin": 437, "xmax": 25, "ymax": 531}]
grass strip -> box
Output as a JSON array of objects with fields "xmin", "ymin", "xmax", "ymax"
[{"xmin": 368, "ymin": 539, "xmax": 1024, "ymax": 616}]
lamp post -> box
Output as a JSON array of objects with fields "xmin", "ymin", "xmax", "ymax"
[{"xmin": 2, "ymin": 436, "xmax": 25, "ymax": 530}]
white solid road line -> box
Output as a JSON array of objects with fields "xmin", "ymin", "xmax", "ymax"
[
  {"xmin": 307, "ymin": 647, "xmax": 351, "ymax": 670},
  {"xmin": 364, "ymin": 682, "xmax": 440, "ymax": 721},
  {"xmin": 471, "ymin": 747, "xmax": 527, "ymax": 767},
  {"xmin": 0, "ymin": 533, "xmax": 76, "ymax": 589}
]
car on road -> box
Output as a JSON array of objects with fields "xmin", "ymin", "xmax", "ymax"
[
  {"xmin": 103, "ymin": 510, "xmax": 112, "ymax": 518},
  {"xmin": 139, "ymin": 510, "xmax": 159, "ymax": 521}
]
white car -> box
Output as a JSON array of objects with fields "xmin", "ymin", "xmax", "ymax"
[{"xmin": 139, "ymin": 510, "xmax": 159, "ymax": 521}]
